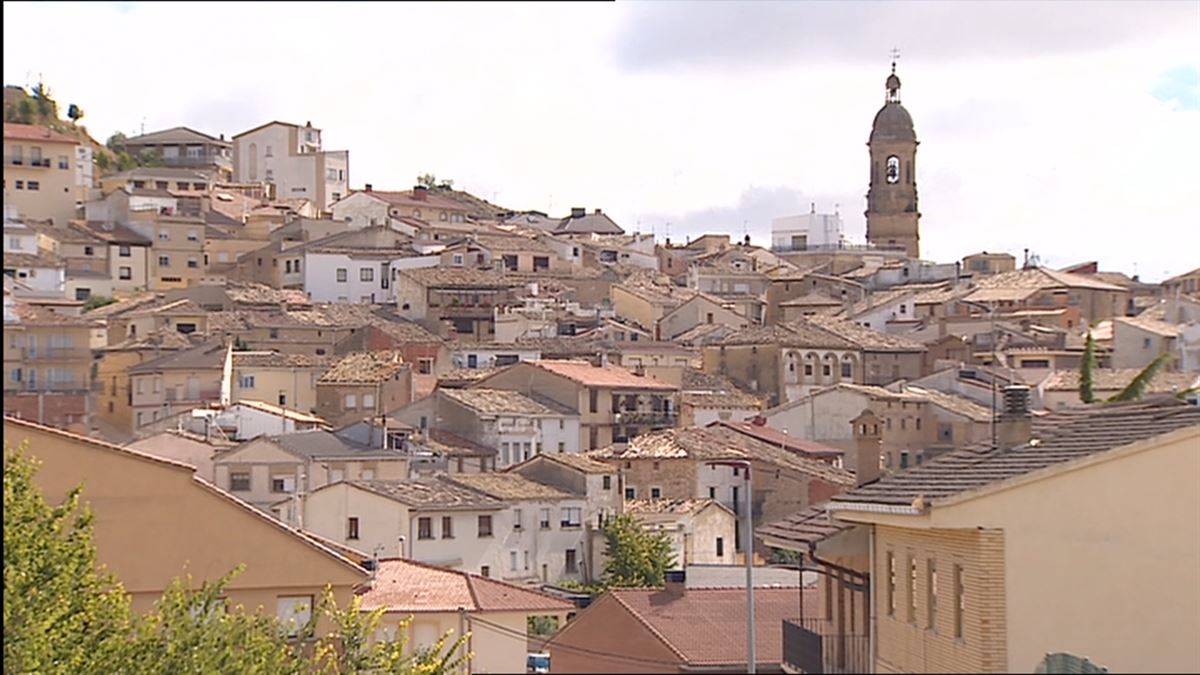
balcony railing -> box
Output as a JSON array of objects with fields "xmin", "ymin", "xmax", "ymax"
[
  {"xmin": 7, "ymin": 157, "xmax": 51, "ymax": 168},
  {"xmin": 614, "ymin": 411, "xmax": 677, "ymax": 426},
  {"xmin": 5, "ymin": 382, "xmax": 89, "ymax": 394},
  {"xmin": 165, "ymin": 388, "xmax": 222, "ymax": 402},
  {"xmin": 782, "ymin": 618, "xmax": 870, "ymax": 675},
  {"xmin": 19, "ymin": 347, "xmax": 92, "ymax": 361}
]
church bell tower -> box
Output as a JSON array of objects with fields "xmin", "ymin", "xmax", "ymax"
[{"xmin": 865, "ymin": 55, "xmax": 920, "ymax": 258}]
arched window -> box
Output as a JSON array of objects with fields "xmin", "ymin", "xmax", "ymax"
[{"xmin": 886, "ymin": 156, "xmax": 900, "ymax": 184}]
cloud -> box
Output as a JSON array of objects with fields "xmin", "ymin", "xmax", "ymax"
[
  {"xmin": 628, "ymin": 185, "xmax": 863, "ymax": 244},
  {"xmin": 612, "ymin": 1, "xmax": 1197, "ymax": 72},
  {"xmin": 1152, "ymin": 65, "xmax": 1200, "ymax": 111}
]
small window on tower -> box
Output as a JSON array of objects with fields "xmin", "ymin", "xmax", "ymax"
[{"xmin": 886, "ymin": 156, "xmax": 900, "ymax": 184}]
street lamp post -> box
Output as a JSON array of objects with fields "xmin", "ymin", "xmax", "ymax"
[{"xmin": 706, "ymin": 459, "xmax": 755, "ymax": 673}]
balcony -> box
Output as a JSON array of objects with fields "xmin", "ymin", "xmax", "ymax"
[
  {"xmin": 782, "ymin": 618, "xmax": 870, "ymax": 674},
  {"xmin": 7, "ymin": 157, "xmax": 51, "ymax": 168},
  {"xmin": 165, "ymin": 388, "xmax": 222, "ymax": 402},
  {"xmin": 19, "ymin": 347, "xmax": 92, "ymax": 361},
  {"xmin": 5, "ymin": 382, "xmax": 89, "ymax": 394},
  {"xmin": 614, "ymin": 410, "xmax": 677, "ymax": 426}
]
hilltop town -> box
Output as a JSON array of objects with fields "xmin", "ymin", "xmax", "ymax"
[{"xmin": 4, "ymin": 64, "xmax": 1199, "ymax": 675}]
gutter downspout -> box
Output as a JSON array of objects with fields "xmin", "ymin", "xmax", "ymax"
[{"xmin": 868, "ymin": 525, "xmax": 877, "ymax": 674}]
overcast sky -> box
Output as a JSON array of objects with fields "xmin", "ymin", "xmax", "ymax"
[{"xmin": 4, "ymin": 1, "xmax": 1198, "ymax": 281}]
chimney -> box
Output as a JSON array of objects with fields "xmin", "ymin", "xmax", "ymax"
[
  {"xmin": 570, "ymin": 207, "xmax": 586, "ymax": 218},
  {"xmin": 750, "ymin": 415, "xmax": 767, "ymax": 427},
  {"xmin": 412, "ymin": 185, "xmax": 428, "ymax": 201},
  {"xmin": 663, "ymin": 569, "xmax": 686, "ymax": 596},
  {"xmin": 219, "ymin": 133, "xmax": 225, "ymax": 141},
  {"xmin": 594, "ymin": 208, "xmax": 602, "ymax": 215},
  {"xmin": 850, "ymin": 409, "xmax": 883, "ymax": 486},
  {"xmin": 397, "ymin": 535, "xmax": 407, "ymax": 559},
  {"xmin": 365, "ymin": 183, "xmax": 373, "ymax": 192},
  {"xmin": 997, "ymin": 385, "xmax": 1033, "ymax": 450}
]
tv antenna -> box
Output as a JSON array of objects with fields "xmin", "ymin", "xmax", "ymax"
[{"xmin": 890, "ymin": 47, "xmax": 901, "ymax": 73}]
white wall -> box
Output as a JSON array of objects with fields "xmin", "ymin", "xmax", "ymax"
[
  {"xmin": 303, "ymin": 252, "xmax": 392, "ymax": 303},
  {"xmin": 771, "ymin": 212, "xmax": 844, "ymax": 249},
  {"xmin": 331, "ymin": 192, "xmax": 388, "ymax": 229}
]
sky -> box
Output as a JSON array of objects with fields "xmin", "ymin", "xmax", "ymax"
[{"xmin": 4, "ymin": 1, "xmax": 1198, "ymax": 281}]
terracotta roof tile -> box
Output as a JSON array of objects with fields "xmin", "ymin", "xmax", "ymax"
[
  {"xmin": 358, "ymin": 558, "xmax": 574, "ymax": 613},
  {"xmin": 625, "ymin": 498, "xmax": 720, "ymax": 515},
  {"xmin": 397, "ymin": 266, "xmax": 519, "ymax": 289},
  {"xmin": 318, "ymin": 351, "xmax": 408, "ymax": 384},
  {"xmin": 1039, "ymin": 369, "xmax": 1199, "ymax": 394},
  {"xmin": 530, "ymin": 360, "xmax": 678, "ymax": 391},
  {"xmin": 3, "ymin": 122, "xmax": 79, "ymax": 144},
  {"xmin": 440, "ymin": 388, "xmax": 570, "ymax": 416},
  {"xmin": 510, "ymin": 452, "xmax": 614, "ymax": 475},
  {"xmin": 757, "ymin": 503, "xmax": 853, "ymax": 550},
  {"xmin": 444, "ymin": 473, "xmax": 574, "ymax": 501},
  {"xmin": 599, "ymin": 587, "xmax": 815, "ymax": 667},
  {"xmin": 832, "ymin": 397, "xmax": 1200, "ymax": 506},
  {"xmin": 343, "ymin": 476, "xmax": 502, "ymax": 510}
]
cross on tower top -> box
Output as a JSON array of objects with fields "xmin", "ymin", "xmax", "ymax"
[{"xmin": 890, "ymin": 47, "xmax": 901, "ymax": 73}]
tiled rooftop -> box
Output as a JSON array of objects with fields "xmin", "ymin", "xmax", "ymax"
[
  {"xmin": 591, "ymin": 426, "xmax": 854, "ymax": 485},
  {"xmin": 530, "ymin": 360, "xmax": 678, "ymax": 391},
  {"xmin": 444, "ymin": 473, "xmax": 574, "ymax": 501},
  {"xmin": 1039, "ymin": 369, "xmax": 1200, "ymax": 394},
  {"xmin": 757, "ymin": 503, "xmax": 853, "ymax": 550},
  {"xmin": 231, "ymin": 351, "xmax": 332, "ymax": 369},
  {"xmin": 440, "ymin": 388, "xmax": 567, "ymax": 416},
  {"xmin": 358, "ymin": 558, "xmax": 573, "ymax": 613},
  {"xmin": 831, "ymin": 397, "xmax": 1200, "ymax": 506},
  {"xmin": 625, "ymin": 498, "xmax": 721, "ymax": 516},
  {"xmin": 318, "ymin": 351, "xmax": 408, "ymax": 384},
  {"xmin": 344, "ymin": 477, "xmax": 503, "ymax": 510},
  {"xmin": 397, "ymin": 266, "xmax": 517, "ymax": 289}
]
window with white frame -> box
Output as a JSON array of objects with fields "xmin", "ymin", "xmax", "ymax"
[
  {"xmin": 276, "ymin": 595, "xmax": 314, "ymax": 638},
  {"xmin": 336, "ymin": 268, "xmax": 347, "ymax": 282},
  {"xmin": 238, "ymin": 374, "xmax": 256, "ymax": 388},
  {"xmin": 560, "ymin": 507, "xmax": 582, "ymax": 528},
  {"xmin": 360, "ymin": 268, "xmax": 374, "ymax": 282},
  {"xmin": 361, "ymin": 393, "xmax": 375, "ymax": 409},
  {"xmin": 344, "ymin": 394, "xmax": 357, "ymax": 409}
]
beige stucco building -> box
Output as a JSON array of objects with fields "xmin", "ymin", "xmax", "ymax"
[
  {"xmin": 3, "ymin": 417, "xmax": 368, "ymax": 632},
  {"xmin": 826, "ymin": 398, "xmax": 1200, "ymax": 674},
  {"xmin": 3, "ymin": 123, "xmax": 83, "ymax": 224}
]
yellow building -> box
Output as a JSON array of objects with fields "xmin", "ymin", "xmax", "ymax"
[
  {"xmin": 3, "ymin": 123, "xmax": 83, "ymax": 224},
  {"xmin": 231, "ymin": 351, "xmax": 331, "ymax": 413},
  {"xmin": 825, "ymin": 397, "xmax": 1200, "ymax": 674},
  {"xmin": 3, "ymin": 416, "xmax": 368, "ymax": 631},
  {"xmin": 962, "ymin": 251, "xmax": 1017, "ymax": 277}
]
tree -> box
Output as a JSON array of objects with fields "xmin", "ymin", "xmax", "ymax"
[
  {"xmin": 83, "ymin": 295, "xmax": 117, "ymax": 312},
  {"xmin": 598, "ymin": 513, "xmax": 677, "ymax": 588},
  {"xmin": 106, "ymin": 132, "xmax": 129, "ymax": 154},
  {"xmin": 1079, "ymin": 331, "xmax": 1097, "ymax": 404},
  {"xmin": 3, "ymin": 445, "xmax": 134, "ymax": 674},
  {"xmin": 31, "ymin": 80, "xmax": 58, "ymax": 121},
  {"xmin": 4, "ymin": 443, "xmax": 468, "ymax": 674},
  {"xmin": 1106, "ymin": 352, "xmax": 1172, "ymax": 403}
]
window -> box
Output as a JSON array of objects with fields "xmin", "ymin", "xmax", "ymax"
[
  {"xmin": 1143, "ymin": 337, "xmax": 1152, "ymax": 349},
  {"xmin": 14, "ymin": 180, "xmax": 23, "ymax": 190},
  {"xmin": 510, "ymin": 551, "xmax": 519, "ymax": 571},
  {"xmin": 539, "ymin": 508, "xmax": 551, "ymax": 529},
  {"xmin": 709, "ymin": 486, "xmax": 717, "ymax": 499},
  {"xmin": 441, "ymin": 516, "xmax": 453, "ymax": 539},
  {"xmin": 716, "ymin": 537, "xmax": 724, "ymax": 557},
  {"xmin": 187, "ymin": 257, "xmax": 198, "ymax": 269},
  {"xmin": 478, "ymin": 515, "xmax": 493, "ymax": 537},
  {"xmin": 842, "ymin": 361, "xmax": 852, "ymax": 378},
  {"xmin": 927, "ymin": 559, "xmax": 938, "ymax": 631},
  {"xmin": 513, "ymin": 508, "xmax": 523, "ymax": 530},
  {"xmin": 589, "ymin": 389, "xmax": 598, "ymax": 413},
  {"xmin": 908, "ymin": 556, "xmax": 918, "ymax": 623},
  {"xmin": 823, "ymin": 364, "xmax": 832, "ymax": 377},
  {"xmin": 271, "ymin": 476, "xmax": 295, "ymax": 493},
  {"xmin": 360, "ymin": 268, "xmax": 374, "ymax": 282},
  {"xmin": 624, "ymin": 487, "xmax": 636, "ymax": 499},
  {"xmin": 650, "ymin": 487, "xmax": 662, "ymax": 498},
  {"xmin": 418, "ymin": 517, "xmax": 433, "ymax": 540},
  {"xmin": 900, "ymin": 451, "xmax": 909, "ymax": 469},
  {"xmin": 557, "ymin": 441, "xmax": 566, "ymax": 453},
  {"xmin": 118, "ymin": 244, "xmax": 131, "ymax": 258},
  {"xmin": 276, "ymin": 595, "xmax": 314, "ymax": 638},
  {"xmin": 344, "ymin": 394, "xmax": 357, "ymax": 409},
  {"xmin": 187, "ymin": 229, "xmax": 199, "ymax": 241},
  {"xmin": 158, "ymin": 255, "xmax": 170, "ymax": 268},
  {"xmin": 561, "ymin": 507, "xmax": 582, "ymax": 528},
  {"xmin": 361, "ymin": 468, "xmax": 374, "ymax": 480},
  {"xmin": 347, "ymin": 517, "xmax": 360, "ymax": 540},
  {"xmin": 238, "ymin": 375, "xmax": 256, "ymax": 388},
  {"xmin": 887, "ymin": 552, "xmax": 896, "ymax": 616},
  {"xmin": 480, "ymin": 566, "xmax": 490, "ymax": 578},
  {"xmin": 602, "ymin": 475, "xmax": 612, "ymax": 490},
  {"xmin": 501, "ymin": 442, "xmax": 510, "ymax": 466},
  {"xmin": 27, "ymin": 181, "xmax": 39, "ymax": 191},
  {"xmin": 954, "ymin": 564, "xmax": 965, "ymax": 638},
  {"xmin": 565, "ymin": 549, "xmax": 578, "ymax": 573},
  {"xmin": 362, "ymin": 393, "xmax": 375, "ymax": 409},
  {"xmin": 158, "ymin": 231, "xmax": 170, "ymax": 241},
  {"xmin": 83, "ymin": 245, "xmax": 94, "ymax": 256},
  {"xmin": 230, "ymin": 473, "xmax": 250, "ymax": 491},
  {"xmin": 75, "ymin": 288, "xmax": 91, "ymax": 301},
  {"xmin": 336, "ymin": 268, "xmax": 348, "ymax": 282}
]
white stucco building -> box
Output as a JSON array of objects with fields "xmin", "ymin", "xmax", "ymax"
[
  {"xmin": 232, "ymin": 121, "xmax": 349, "ymax": 210},
  {"xmin": 771, "ymin": 207, "xmax": 844, "ymax": 251}
]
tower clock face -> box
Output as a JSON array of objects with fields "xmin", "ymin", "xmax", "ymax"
[{"xmin": 886, "ymin": 156, "xmax": 900, "ymax": 184}]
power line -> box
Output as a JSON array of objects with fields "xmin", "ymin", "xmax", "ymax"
[{"xmin": 465, "ymin": 613, "xmax": 685, "ymax": 668}]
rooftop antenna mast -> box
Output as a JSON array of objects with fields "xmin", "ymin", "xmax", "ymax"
[{"xmin": 890, "ymin": 47, "xmax": 901, "ymax": 73}]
